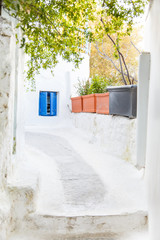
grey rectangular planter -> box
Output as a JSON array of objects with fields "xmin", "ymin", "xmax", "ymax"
[{"xmin": 107, "ymin": 85, "xmax": 137, "ymax": 118}]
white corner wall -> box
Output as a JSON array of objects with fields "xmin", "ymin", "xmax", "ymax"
[
  {"xmin": 144, "ymin": 1, "xmax": 160, "ymax": 239},
  {"xmin": 0, "ymin": 16, "xmax": 13, "ymax": 190},
  {"xmin": 24, "ymin": 54, "xmax": 89, "ymax": 127},
  {"xmin": 136, "ymin": 52, "xmax": 150, "ymax": 169},
  {"xmin": 0, "ymin": 11, "xmax": 28, "ymax": 238},
  {"xmin": 0, "ymin": 16, "xmax": 14, "ymax": 240}
]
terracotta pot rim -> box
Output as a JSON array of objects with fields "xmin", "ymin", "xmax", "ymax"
[
  {"xmin": 95, "ymin": 93, "xmax": 109, "ymax": 97},
  {"xmin": 82, "ymin": 94, "xmax": 95, "ymax": 98}
]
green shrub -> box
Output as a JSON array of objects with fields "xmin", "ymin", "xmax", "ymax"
[
  {"xmin": 76, "ymin": 79, "xmax": 90, "ymax": 96},
  {"xmin": 75, "ymin": 75, "xmax": 115, "ymax": 96},
  {"xmin": 89, "ymin": 75, "xmax": 106, "ymax": 94}
]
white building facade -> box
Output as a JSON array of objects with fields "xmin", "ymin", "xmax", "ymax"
[{"xmin": 24, "ymin": 55, "xmax": 90, "ymax": 128}]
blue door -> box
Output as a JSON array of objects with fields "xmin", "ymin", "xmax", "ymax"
[
  {"xmin": 50, "ymin": 92, "xmax": 57, "ymax": 116},
  {"xmin": 39, "ymin": 91, "xmax": 57, "ymax": 116},
  {"xmin": 39, "ymin": 91, "xmax": 47, "ymax": 116}
]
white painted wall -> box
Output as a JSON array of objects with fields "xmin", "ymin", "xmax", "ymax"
[
  {"xmin": 0, "ymin": 10, "xmax": 28, "ymax": 238},
  {"xmin": 71, "ymin": 113, "xmax": 137, "ymax": 165},
  {"xmin": 136, "ymin": 52, "xmax": 150, "ymax": 169},
  {"xmin": 144, "ymin": 1, "xmax": 160, "ymax": 239},
  {"xmin": 24, "ymin": 54, "xmax": 89, "ymax": 127},
  {"xmin": 2, "ymin": 7, "xmax": 26, "ymax": 163}
]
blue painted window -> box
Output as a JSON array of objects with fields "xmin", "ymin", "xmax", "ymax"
[{"xmin": 39, "ymin": 91, "xmax": 57, "ymax": 116}]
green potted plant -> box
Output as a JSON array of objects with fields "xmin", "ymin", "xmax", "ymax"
[
  {"xmin": 88, "ymin": 75, "xmax": 109, "ymax": 115},
  {"xmin": 71, "ymin": 79, "xmax": 90, "ymax": 113},
  {"xmin": 82, "ymin": 75, "xmax": 109, "ymax": 113},
  {"xmin": 77, "ymin": 79, "xmax": 97, "ymax": 113},
  {"xmin": 73, "ymin": 75, "xmax": 111, "ymax": 114}
]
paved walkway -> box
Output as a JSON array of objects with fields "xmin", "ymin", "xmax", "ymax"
[
  {"xmin": 8, "ymin": 125, "xmax": 148, "ymax": 239},
  {"xmin": 24, "ymin": 125, "xmax": 147, "ymax": 217},
  {"xmin": 25, "ymin": 131, "xmax": 106, "ymax": 215}
]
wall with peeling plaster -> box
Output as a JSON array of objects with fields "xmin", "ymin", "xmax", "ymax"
[
  {"xmin": 0, "ymin": 16, "xmax": 14, "ymax": 240},
  {"xmin": 0, "ymin": 12, "xmax": 25, "ymax": 239}
]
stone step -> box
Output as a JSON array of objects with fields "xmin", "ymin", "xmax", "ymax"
[
  {"xmin": 8, "ymin": 211, "xmax": 147, "ymax": 240},
  {"xmin": 7, "ymin": 154, "xmax": 39, "ymax": 233},
  {"xmin": 8, "ymin": 231, "xmax": 149, "ymax": 240}
]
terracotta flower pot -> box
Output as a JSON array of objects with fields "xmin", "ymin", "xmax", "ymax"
[
  {"xmin": 71, "ymin": 96, "xmax": 83, "ymax": 113},
  {"xmin": 82, "ymin": 94, "xmax": 96, "ymax": 113},
  {"xmin": 95, "ymin": 93, "xmax": 109, "ymax": 114}
]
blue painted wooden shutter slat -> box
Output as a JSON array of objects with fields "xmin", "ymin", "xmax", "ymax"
[
  {"xmin": 50, "ymin": 92, "xmax": 57, "ymax": 116},
  {"xmin": 39, "ymin": 92, "xmax": 47, "ymax": 116}
]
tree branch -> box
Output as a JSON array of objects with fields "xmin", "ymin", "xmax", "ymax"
[
  {"xmin": 117, "ymin": 41, "xmax": 127, "ymax": 85},
  {"xmin": 130, "ymin": 0, "xmax": 137, "ymax": 13},
  {"xmin": 24, "ymin": 2, "xmax": 62, "ymax": 36},
  {"xmin": 119, "ymin": 47, "xmax": 132, "ymax": 84},
  {"xmin": 0, "ymin": 0, "xmax": 2, "ymax": 16},
  {"xmin": 107, "ymin": 33, "xmax": 131, "ymax": 84},
  {"xmin": 102, "ymin": 0, "xmax": 105, "ymax": 7},
  {"xmin": 4, "ymin": 1, "xmax": 62, "ymax": 36},
  {"xmin": 94, "ymin": 43, "xmax": 137, "ymax": 83},
  {"xmin": 95, "ymin": 43, "xmax": 119, "ymax": 68},
  {"xmin": 130, "ymin": 40, "xmax": 141, "ymax": 54},
  {"xmin": 100, "ymin": 17, "xmax": 132, "ymax": 84}
]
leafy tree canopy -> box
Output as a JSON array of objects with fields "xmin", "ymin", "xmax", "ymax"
[
  {"xmin": 90, "ymin": 0, "xmax": 149, "ymax": 85},
  {"xmin": 2, "ymin": 0, "xmax": 148, "ymax": 81},
  {"xmin": 93, "ymin": 0, "xmax": 148, "ymax": 39},
  {"xmin": 90, "ymin": 26, "xmax": 143, "ymax": 85},
  {"xmin": 3, "ymin": 0, "xmax": 97, "ymax": 80}
]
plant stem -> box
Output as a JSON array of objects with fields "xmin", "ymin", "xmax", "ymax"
[
  {"xmin": 107, "ymin": 33, "xmax": 128, "ymax": 85},
  {"xmin": 0, "ymin": 0, "xmax": 2, "ymax": 16},
  {"xmin": 100, "ymin": 16, "xmax": 134, "ymax": 85},
  {"xmin": 108, "ymin": 34, "xmax": 132, "ymax": 84}
]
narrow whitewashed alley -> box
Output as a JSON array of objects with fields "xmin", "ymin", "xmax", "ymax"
[
  {"xmin": 1, "ymin": 1, "xmax": 160, "ymax": 240},
  {"xmin": 8, "ymin": 124, "xmax": 148, "ymax": 240}
]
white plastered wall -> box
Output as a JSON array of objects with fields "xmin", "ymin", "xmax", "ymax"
[
  {"xmin": 0, "ymin": 16, "xmax": 15, "ymax": 240},
  {"xmin": 24, "ymin": 54, "xmax": 90, "ymax": 127},
  {"xmin": 71, "ymin": 113, "xmax": 137, "ymax": 165},
  {"xmin": 0, "ymin": 9, "xmax": 27, "ymax": 237},
  {"xmin": 144, "ymin": 0, "xmax": 160, "ymax": 239}
]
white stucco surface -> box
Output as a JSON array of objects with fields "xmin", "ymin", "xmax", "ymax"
[
  {"xmin": 24, "ymin": 55, "xmax": 89, "ymax": 127},
  {"xmin": 144, "ymin": 1, "xmax": 160, "ymax": 239},
  {"xmin": 0, "ymin": 14, "xmax": 27, "ymax": 240},
  {"xmin": 136, "ymin": 52, "xmax": 150, "ymax": 168},
  {"xmin": 71, "ymin": 113, "xmax": 137, "ymax": 165},
  {"xmin": 0, "ymin": 17, "xmax": 14, "ymax": 240}
]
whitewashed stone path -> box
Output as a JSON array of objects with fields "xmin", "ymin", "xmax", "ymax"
[
  {"xmin": 25, "ymin": 132, "xmax": 106, "ymax": 215},
  {"xmin": 8, "ymin": 126, "xmax": 148, "ymax": 240}
]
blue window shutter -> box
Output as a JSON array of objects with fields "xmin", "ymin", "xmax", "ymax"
[
  {"xmin": 50, "ymin": 92, "xmax": 57, "ymax": 116},
  {"xmin": 39, "ymin": 92, "xmax": 47, "ymax": 116}
]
